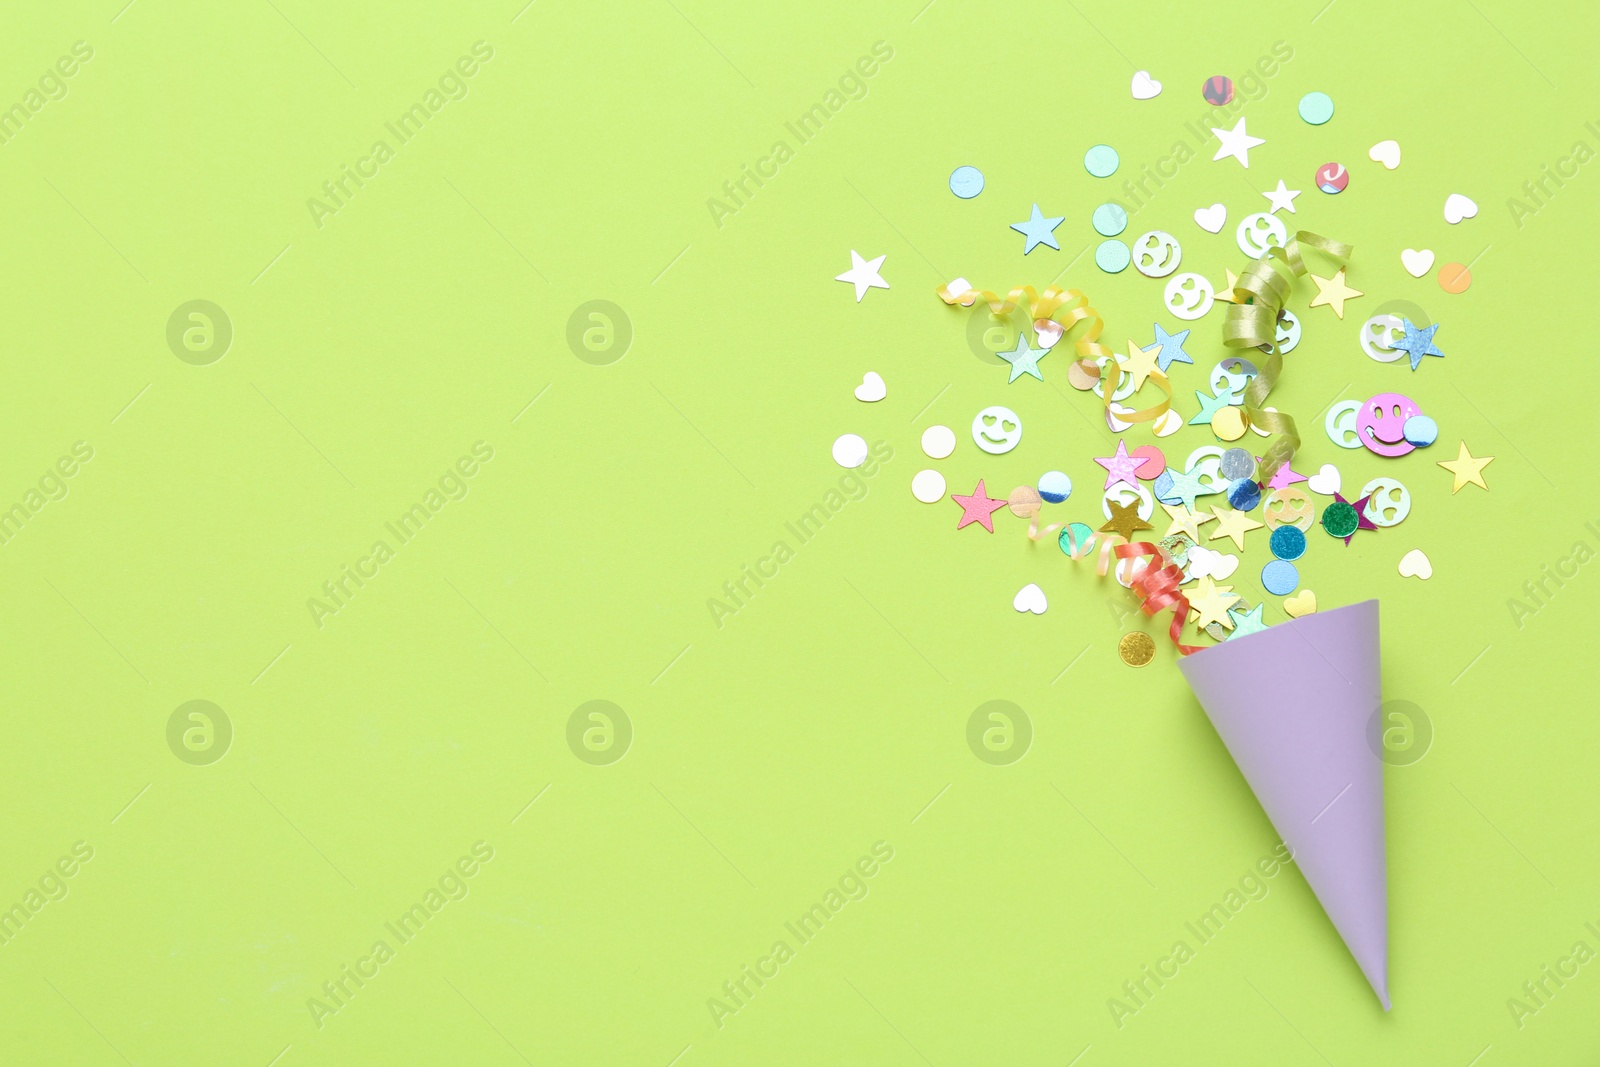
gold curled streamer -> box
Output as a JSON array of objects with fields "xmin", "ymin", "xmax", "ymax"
[
  {"xmin": 938, "ymin": 282, "xmax": 1115, "ymax": 365},
  {"xmin": 1222, "ymin": 231, "xmax": 1353, "ymax": 484},
  {"xmin": 1097, "ymin": 359, "xmax": 1173, "ymax": 427}
]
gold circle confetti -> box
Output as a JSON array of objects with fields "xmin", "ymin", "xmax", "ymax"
[
  {"xmin": 1119, "ymin": 631, "xmax": 1156, "ymax": 667},
  {"xmin": 1211, "ymin": 406, "xmax": 1248, "ymax": 441},
  {"xmin": 1067, "ymin": 358, "xmax": 1100, "ymax": 391},
  {"xmin": 1438, "ymin": 262, "xmax": 1472, "ymax": 294}
]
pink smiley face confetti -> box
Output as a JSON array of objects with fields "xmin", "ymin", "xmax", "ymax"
[{"xmin": 1356, "ymin": 393, "xmax": 1421, "ymax": 457}]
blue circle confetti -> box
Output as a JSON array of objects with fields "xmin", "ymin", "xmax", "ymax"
[
  {"xmin": 949, "ymin": 166, "xmax": 984, "ymax": 199},
  {"xmin": 1227, "ymin": 477, "xmax": 1261, "ymax": 512},
  {"xmin": 1153, "ymin": 470, "xmax": 1179, "ymax": 505},
  {"xmin": 1270, "ymin": 525, "xmax": 1307, "ymax": 561},
  {"xmin": 1092, "ymin": 202, "xmax": 1129, "ymax": 237},
  {"xmin": 1096, "ymin": 239, "xmax": 1131, "ymax": 273},
  {"xmin": 1403, "ymin": 414, "xmax": 1439, "ymax": 447},
  {"xmin": 1084, "ymin": 144, "xmax": 1120, "ymax": 177},
  {"xmin": 1298, "ymin": 92, "xmax": 1335, "ymax": 125},
  {"xmin": 1038, "ymin": 470, "xmax": 1073, "ymax": 503},
  {"xmin": 1262, "ymin": 559, "xmax": 1300, "ymax": 596}
]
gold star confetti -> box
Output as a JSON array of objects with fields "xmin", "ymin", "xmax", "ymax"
[
  {"xmin": 1122, "ymin": 338, "xmax": 1164, "ymax": 391},
  {"xmin": 1162, "ymin": 502, "xmax": 1215, "ymax": 540},
  {"xmin": 1308, "ymin": 267, "xmax": 1363, "ymax": 318},
  {"xmin": 1209, "ymin": 505, "xmax": 1265, "ymax": 551},
  {"xmin": 1189, "ymin": 576, "xmax": 1241, "ymax": 630},
  {"xmin": 1217, "ymin": 268, "xmax": 1242, "ymax": 303},
  {"xmin": 1438, "ymin": 441, "xmax": 1494, "ymax": 493},
  {"xmin": 1099, "ymin": 497, "xmax": 1154, "ymax": 541}
]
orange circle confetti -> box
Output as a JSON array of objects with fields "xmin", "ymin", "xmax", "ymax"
[{"xmin": 1438, "ymin": 262, "xmax": 1472, "ymax": 293}]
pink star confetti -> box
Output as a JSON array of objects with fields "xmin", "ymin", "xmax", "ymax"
[
  {"xmin": 1095, "ymin": 439, "xmax": 1143, "ymax": 491},
  {"xmin": 952, "ymin": 479, "xmax": 1009, "ymax": 533},
  {"xmin": 1268, "ymin": 462, "xmax": 1309, "ymax": 490}
]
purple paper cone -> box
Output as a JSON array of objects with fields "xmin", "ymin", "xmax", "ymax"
[{"xmin": 1178, "ymin": 599, "xmax": 1389, "ymax": 1010}]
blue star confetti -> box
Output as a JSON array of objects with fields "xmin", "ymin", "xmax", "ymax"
[
  {"xmin": 1391, "ymin": 319, "xmax": 1445, "ymax": 371},
  {"xmin": 1010, "ymin": 204, "xmax": 1064, "ymax": 254},
  {"xmin": 1149, "ymin": 322, "xmax": 1193, "ymax": 371}
]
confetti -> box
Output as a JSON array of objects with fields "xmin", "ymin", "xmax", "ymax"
[
  {"xmin": 1263, "ymin": 487, "xmax": 1316, "ymax": 531},
  {"xmin": 1263, "ymin": 180, "xmax": 1301, "ymax": 214},
  {"xmin": 998, "ymin": 334, "xmax": 1049, "ymax": 383},
  {"xmin": 1400, "ymin": 249, "xmax": 1434, "ymax": 278},
  {"xmin": 1307, "ymin": 464, "xmax": 1342, "ymax": 496},
  {"xmin": 1096, "ymin": 440, "xmax": 1143, "ymax": 491},
  {"xmin": 1084, "ymin": 144, "xmax": 1120, "ymax": 177},
  {"xmin": 1389, "ymin": 319, "xmax": 1445, "ymax": 370},
  {"xmin": 1149, "ymin": 323, "xmax": 1193, "ymax": 371},
  {"xmin": 1093, "ymin": 203, "xmax": 1129, "ymax": 237},
  {"xmin": 1321, "ymin": 491, "xmax": 1377, "ymax": 544},
  {"xmin": 1361, "ymin": 478, "xmax": 1411, "ymax": 527},
  {"xmin": 832, "ymin": 434, "xmax": 868, "ymax": 468},
  {"xmin": 1402, "ymin": 415, "xmax": 1438, "ymax": 447},
  {"xmin": 1096, "ymin": 240, "xmax": 1131, "ymax": 273},
  {"xmin": 1100, "ymin": 497, "xmax": 1154, "ymax": 541},
  {"xmin": 1130, "ymin": 445, "xmax": 1166, "ymax": 480},
  {"xmin": 1163, "ymin": 502, "xmax": 1214, "ymax": 540},
  {"xmin": 1226, "ymin": 604, "xmax": 1269, "ymax": 639},
  {"xmin": 1283, "ymin": 589, "xmax": 1317, "ymax": 617},
  {"xmin": 1165, "ymin": 274, "xmax": 1214, "ymax": 320},
  {"xmin": 1357, "ymin": 393, "xmax": 1422, "ymax": 457},
  {"xmin": 854, "ymin": 371, "xmax": 886, "ymax": 402},
  {"xmin": 1326, "ymin": 401, "xmax": 1364, "ymax": 449},
  {"xmin": 1202, "ymin": 75, "xmax": 1234, "ymax": 105},
  {"xmin": 921, "ymin": 424, "xmax": 956, "ymax": 459},
  {"xmin": 1261, "ymin": 559, "xmax": 1300, "ymax": 595},
  {"xmin": 1212, "ymin": 117, "xmax": 1265, "ymax": 167},
  {"xmin": 1439, "ymin": 263, "xmax": 1472, "ymax": 293},
  {"xmin": 1437, "ymin": 441, "xmax": 1493, "ymax": 493},
  {"xmin": 1443, "ymin": 194, "xmax": 1478, "ymax": 224},
  {"xmin": 1298, "ymin": 91, "xmax": 1334, "ymax": 125},
  {"xmin": 1269, "ymin": 525, "xmax": 1307, "ymax": 561},
  {"xmin": 1013, "ymin": 583, "xmax": 1048, "ymax": 613},
  {"xmin": 1187, "ymin": 544, "xmax": 1239, "ymax": 580},
  {"xmin": 1210, "ymin": 506, "xmax": 1264, "ymax": 550},
  {"xmin": 836, "ymin": 250, "xmax": 889, "ymax": 301},
  {"xmin": 1011, "ymin": 204, "xmax": 1065, "ymax": 253},
  {"xmin": 1368, "ymin": 140, "xmax": 1401, "ymax": 169},
  {"xmin": 952, "ymin": 479, "xmax": 1008, "ymax": 532},
  {"xmin": 1119, "ymin": 630, "xmax": 1156, "ymax": 666},
  {"xmin": 1360, "ymin": 315, "xmax": 1408, "ymax": 363},
  {"xmin": 1194, "ymin": 203, "xmax": 1227, "ymax": 233},
  {"xmin": 1316, "ymin": 162, "xmax": 1349, "ymax": 193},
  {"xmin": 1397, "ymin": 550, "xmax": 1432, "ymax": 580},
  {"xmin": 1039, "ymin": 471, "xmax": 1073, "ymax": 503},
  {"xmin": 1131, "ymin": 70, "xmax": 1162, "ymax": 99},
  {"xmin": 1237, "ymin": 212, "xmax": 1288, "ymax": 258},
  {"xmin": 1308, "ymin": 268, "xmax": 1363, "ymax": 318},
  {"xmin": 1189, "ymin": 576, "xmax": 1241, "ymax": 629},
  {"xmin": 1132, "ymin": 231, "xmax": 1182, "ymax": 277},
  {"xmin": 971, "ymin": 406, "xmax": 1022, "ymax": 454},
  {"xmin": 949, "ymin": 166, "xmax": 984, "ymax": 199},
  {"xmin": 911, "ymin": 469, "xmax": 946, "ymax": 503}
]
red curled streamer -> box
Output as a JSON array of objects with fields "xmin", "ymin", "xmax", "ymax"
[{"xmin": 1114, "ymin": 541, "xmax": 1205, "ymax": 656}]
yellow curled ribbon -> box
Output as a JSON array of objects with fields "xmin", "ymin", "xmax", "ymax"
[
  {"xmin": 1096, "ymin": 357, "xmax": 1173, "ymax": 429},
  {"xmin": 1222, "ymin": 231, "xmax": 1352, "ymax": 484},
  {"xmin": 938, "ymin": 282, "xmax": 1115, "ymax": 365}
]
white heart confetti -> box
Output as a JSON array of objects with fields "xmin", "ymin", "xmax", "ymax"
[
  {"xmin": 1368, "ymin": 140, "xmax": 1401, "ymax": 170},
  {"xmin": 854, "ymin": 371, "xmax": 886, "ymax": 402},
  {"xmin": 1187, "ymin": 545, "xmax": 1239, "ymax": 581},
  {"xmin": 1398, "ymin": 549, "xmax": 1433, "ymax": 580},
  {"xmin": 1400, "ymin": 249, "xmax": 1435, "ymax": 278},
  {"xmin": 1192, "ymin": 203, "xmax": 1227, "ymax": 234},
  {"xmin": 1130, "ymin": 71, "xmax": 1162, "ymax": 100},
  {"xmin": 1444, "ymin": 194, "xmax": 1478, "ymax": 224},
  {"xmin": 1307, "ymin": 463, "xmax": 1341, "ymax": 496},
  {"xmin": 1013, "ymin": 583, "xmax": 1048, "ymax": 614}
]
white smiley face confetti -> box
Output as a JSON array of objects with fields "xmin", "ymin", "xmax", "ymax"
[
  {"xmin": 1368, "ymin": 140, "xmax": 1401, "ymax": 169},
  {"xmin": 921, "ymin": 424, "xmax": 956, "ymax": 459},
  {"xmin": 1193, "ymin": 203, "xmax": 1226, "ymax": 233},
  {"xmin": 832, "ymin": 433, "xmax": 869, "ymax": 468},
  {"xmin": 1325, "ymin": 400, "xmax": 1364, "ymax": 448},
  {"xmin": 971, "ymin": 406, "xmax": 1022, "ymax": 454},
  {"xmin": 1235, "ymin": 212, "xmax": 1287, "ymax": 258},
  {"xmin": 1361, "ymin": 477, "xmax": 1411, "ymax": 527},
  {"xmin": 1164, "ymin": 273, "xmax": 1215, "ymax": 320},
  {"xmin": 1360, "ymin": 315, "xmax": 1408, "ymax": 362},
  {"xmin": 1131, "ymin": 231, "xmax": 1182, "ymax": 277},
  {"xmin": 911, "ymin": 469, "xmax": 946, "ymax": 503},
  {"xmin": 1274, "ymin": 311, "xmax": 1301, "ymax": 354},
  {"xmin": 1400, "ymin": 249, "xmax": 1435, "ymax": 278},
  {"xmin": 1444, "ymin": 194, "xmax": 1478, "ymax": 224},
  {"xmin": 854, "ymin": 371, "xmax": 886, "ymax": 402},
  {"xmin": 1131, "ymin": 70, "xmax": 1162, "ymax": 99},
  {"xmin": 1013, "ymin": 583, "xmax": 1048, "ymax": 614},
  {"xmin": 1398, "ymin": 549, "xmax": 1433, "ymax": 580}
]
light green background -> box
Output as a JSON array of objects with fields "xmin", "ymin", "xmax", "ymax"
[{"xmin": 2, "ymin": 0, "xmax": 1598, "ymax": 1063}]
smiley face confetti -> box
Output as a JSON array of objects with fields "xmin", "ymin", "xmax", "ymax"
[{"xmin": 971, "ymin": 406, "xmax": 1022, "ymax": 454}]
